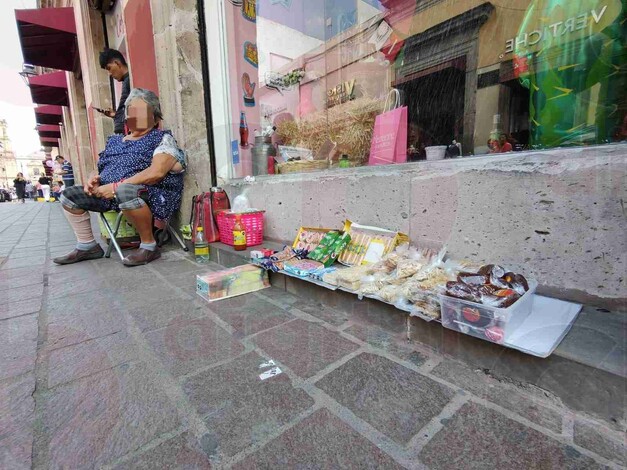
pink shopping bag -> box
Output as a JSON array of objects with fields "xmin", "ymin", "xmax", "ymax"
[{"xmin": 369, "ymin": 90, "xmax": 408, "ymax": 166}]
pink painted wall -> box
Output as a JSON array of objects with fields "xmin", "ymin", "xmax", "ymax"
[{"xmin": 125, "ymin": 0, "xmax": 159, "ymax": 94}]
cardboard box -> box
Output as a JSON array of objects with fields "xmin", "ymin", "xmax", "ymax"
[
  {"xmin": 292, "ymin": 227, "xmax": 335, "ymax": 252},
  {"xmin": 338, "ymin": 221, "xmax": 409, "ymax": 266},
  {"xmin": 196, "ymin": 265, "xmax": 270, "ymax": 302}
]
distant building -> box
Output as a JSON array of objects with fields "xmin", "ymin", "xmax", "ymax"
[
  {"xmin": 0, "ymin": 119, "xmax": 18, "ymax": 188},
  {"xmin": 16, "ymin": 151, "xmax": 46, "ymax": 181}
]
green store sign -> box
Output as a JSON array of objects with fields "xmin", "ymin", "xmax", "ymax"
[{"xmin": 513, "ymin": 0, "xmax": 625, "ymax": 148}]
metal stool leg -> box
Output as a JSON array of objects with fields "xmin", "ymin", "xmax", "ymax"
[
  {"xmin": 100, "ymin": 212, "xmax": 125, "ymax": 260},
  {"xmin": 168, "ymin": 223, "xmax": 189, "ymax": 251}
]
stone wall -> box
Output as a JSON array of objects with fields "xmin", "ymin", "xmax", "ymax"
[
  {"xmin": 65, "ymin": 74, "xmax": 96, "ymax": 182},
  {"xmin": 224, "ymin": 145, "xmax": 627, "ymax": 308},
  {"xmin": 73, "ymin": 0, "xmax": 114, "ymax": 154},
  {"xmin": 150, "ymin": 0, "xmax": 212, "ymax": 223}
]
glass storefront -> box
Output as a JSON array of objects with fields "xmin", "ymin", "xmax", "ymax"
[{"xmin": 207, "ymin": 0, "xmax": 626, "ymax": 180}]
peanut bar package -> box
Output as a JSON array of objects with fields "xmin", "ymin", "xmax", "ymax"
[{"xmin": 338, "ymin": 220, "xmax": 409, "ymax": 266}]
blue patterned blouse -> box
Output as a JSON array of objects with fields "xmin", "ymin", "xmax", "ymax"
[{"xmin": 98, "ymin": 128, "xmax": 186, "ymax": 221}]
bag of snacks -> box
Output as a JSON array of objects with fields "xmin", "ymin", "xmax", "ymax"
[
  {"xmin": 357, "ymin": 272, "xmax": 388, "ymax": 299},
  {"xmin": 336, "ymin": 265, "xmax": 373, "ymax": 291}
]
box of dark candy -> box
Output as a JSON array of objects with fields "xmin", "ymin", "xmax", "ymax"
[{"xmin": 438, "ymin": 264, "xmax": 537, "ymax": 344}]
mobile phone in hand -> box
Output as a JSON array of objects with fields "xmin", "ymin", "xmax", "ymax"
[{"xmin": 93, "ymin": 106, "xmax": 108, "ymax": 115}]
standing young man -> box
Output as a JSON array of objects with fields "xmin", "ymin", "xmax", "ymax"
[
  {"xmin": 98, "ymin": 48, "xmax": 131, "ymax": 134},
  {"xmin": 57, "ymin": 156, "xmax": 75, "ymax": 187}
]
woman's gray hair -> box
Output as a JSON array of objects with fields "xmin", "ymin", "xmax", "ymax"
[{"xmin": 124, "ymin": 88, "xmax": 163, "ymax": 121}]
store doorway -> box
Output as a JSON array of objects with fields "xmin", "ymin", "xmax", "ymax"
[
  {"xmin": 398, "ymin": 65, "xmax": 466, "ymax": 159},
  {"xmin": 501, "ymin": 80, "xmax": 530, "ymax": 151}
]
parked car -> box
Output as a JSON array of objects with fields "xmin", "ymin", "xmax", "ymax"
[{"xmin": 0, "ymin": 189, "xmax": 11, "ymax": 202}]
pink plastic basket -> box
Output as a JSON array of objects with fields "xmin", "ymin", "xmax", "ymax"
[{"xmin": 217, "ymin": 210, "xmax": 265, "ymax": 247}]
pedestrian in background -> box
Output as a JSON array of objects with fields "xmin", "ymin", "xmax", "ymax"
[
  {"xmin": 38, "ymin": 174, "xmax": 51, "ymax": 202},
  {"xmin": 43, "ymin": 154, "xmax": 54, "ymax": 179},
  {"xmin": 25, "ymin": 181, "xmax": 34, "ymax": 199},
  {"xmin": 61, "ymin": 157, "xmax": 75, "ymax": 187},
  {"xmin": 97, "ymin": 48, "xmax": 131, "ymax": 134},
  {"xmin": 56, "ymin": 156, "xmax": 74, "ymax": 187},
  {"xmin": 499, "ymin": 133, "xmax": 513, "ymax": 152},
  {"xmin": 13, "ymin": 173, "xmax": 26, "ymax": 203},
  {"xmin": 52, "ymin": 182, "xmax": 63, "ymax": 201},
  {"xmin": 53, "ymin": 156, "xmax": 65, "ymax": 186}
]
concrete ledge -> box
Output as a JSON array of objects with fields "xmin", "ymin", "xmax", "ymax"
[
  {"xmin": 210, "ymin": 241, "xmax": 627, "ymax": 427},
  {"xmin": 223, "ymin": 144, "xmax": 627, "ymax": 307}
]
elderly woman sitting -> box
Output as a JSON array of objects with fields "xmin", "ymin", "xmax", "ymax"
[{"xmin": 54, "ymin": 88, "xmax": 186, "ymax": 267}]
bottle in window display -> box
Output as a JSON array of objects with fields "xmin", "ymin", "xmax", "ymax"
[{"xmin": 239, "ymin": 112, "xmax": 249, "ymax": 147}]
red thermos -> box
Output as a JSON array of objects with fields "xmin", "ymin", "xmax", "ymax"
[{"xmin": 210, "ymin": 187, "xmax": 230, "ymax": 223}]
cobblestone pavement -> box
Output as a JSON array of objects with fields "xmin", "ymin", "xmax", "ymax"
[{"xmin": 1, "ymin": 202, "xmax": 625, "ymax": 469}]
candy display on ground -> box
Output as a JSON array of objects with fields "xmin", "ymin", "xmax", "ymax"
[{"xmin": 247, "ymin": 219, "xmax": 583, "ymax": 357}]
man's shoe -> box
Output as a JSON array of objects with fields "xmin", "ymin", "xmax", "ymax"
[
  {"xmin": 122, "ymin": 248, "xmax": 161, "ymax": 267},
  {"xmin": 53, "ymin": 245, "xmax": 104, "ymax": 265}
]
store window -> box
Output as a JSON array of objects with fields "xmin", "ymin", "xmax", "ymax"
[{"xmin": 208, "ymin": 0, "xmax": 626, "ymax": 180}]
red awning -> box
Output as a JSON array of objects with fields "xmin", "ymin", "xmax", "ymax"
[
  {"xmin": 35, "ymin": 105, "xmax": 63, "ymax": 125},
  {"xmin": 40, "ymin": 137, "xmax": 60, "ymax": 147},
  {"xmin": 39, "ymin": 132, "xmax": 62, "ymax": 139},
  {"xmin": 15, "ymin": 7, "xmax": 78, "ymax": 72},
  {"xmin": 37, "ymin": 124, "xmax": 62, "ymax": 139},
  {"xmin": 28, "ymin": 72, "xmax": 68, "ymax": 106},
  {"xmin": 37, "ymin": 124, "xmax": 61, "ymax": 133}
]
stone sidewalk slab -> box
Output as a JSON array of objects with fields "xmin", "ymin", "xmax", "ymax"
[
  {"xmin": 232, "ymin": 408, "xmax": 405, "ymax": 469},
  {"xmin": 46, "ymin": 330, "xmax": 139, "ymax": 388},
  {"xmin": 0, "ymin": 284, "xmax": 43, "ymax": 304},
  {"xmin": 431, "ymin": 359, "xmax": 564, "ymax": 433},
  {"xmin": 419, "ymin": 402, "xmax": 601, "ymax": 470},
  {"xmin": 251, "ymin": 319, "xmax": 360, "ymax": 379},
  {"xmin": 0, "ymin": 374, "xmax": 36, "ymax": 470},
  {"xmin": 0, "ymin": 274, "xmax": 43, "ymax": 291},
  {"xmin": 573, "ymin": 419, "xmax": 627, "ymax": 466},
  {"xmin": 0, "ymin": 314, "xmax": 39, "ymax": 381},
  {"xmin": 143, "ymin": 315, "xmax": 245, "ymax": 377},
  {"xmin": 206, "ymin": 295, "xmax": 295, "ymax": 338},
  {"xmin": 0, "ymin": 255, "xmax": 46, "ymax": 270},
  {"xmin": 0, "ymin": 297, "xmax": 41, "ymax": 321},
  {"xmin": 127, "ymin": 298, "xmax": 205, "ymax": 333},
  {"xmin": 42, "ymin": 362, "xmax": 181, "ymax": 469},
  {"xmin": 112, "ymin": 432, "xmax": 212, "ymax": 470},
  {"xmin": 0, "ymin": 266, "xmax": 45, "ymax": 281},
  {"xmin": 183, "ymin": 352, "xmax": 314, "ymax": 459},
  {"xmin": 316, "ymin": 353, "xmax": 455, "ymax": 446},
  {"xmin": 291, "ymin": 299, "xmax": 350, "ymax": 326},
  {"xmin": 46, "ymin": 298, "xmax": 125, "ymax": 351},
  {"xmin": 344, "ymin": 323, "xmax": 428, "ymax": 367}
]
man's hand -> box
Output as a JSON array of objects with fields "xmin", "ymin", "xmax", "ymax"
[
  {"xmin": 84, "ymin": 175, "xmax": 101, "ymax": 195},
  {"xmin": 92, "ymin": 183, "xmax": 115, "ymax": 200},
  {"xmin": 95, "ymin": 107, "xmax": 115, "ymax": 118}
]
